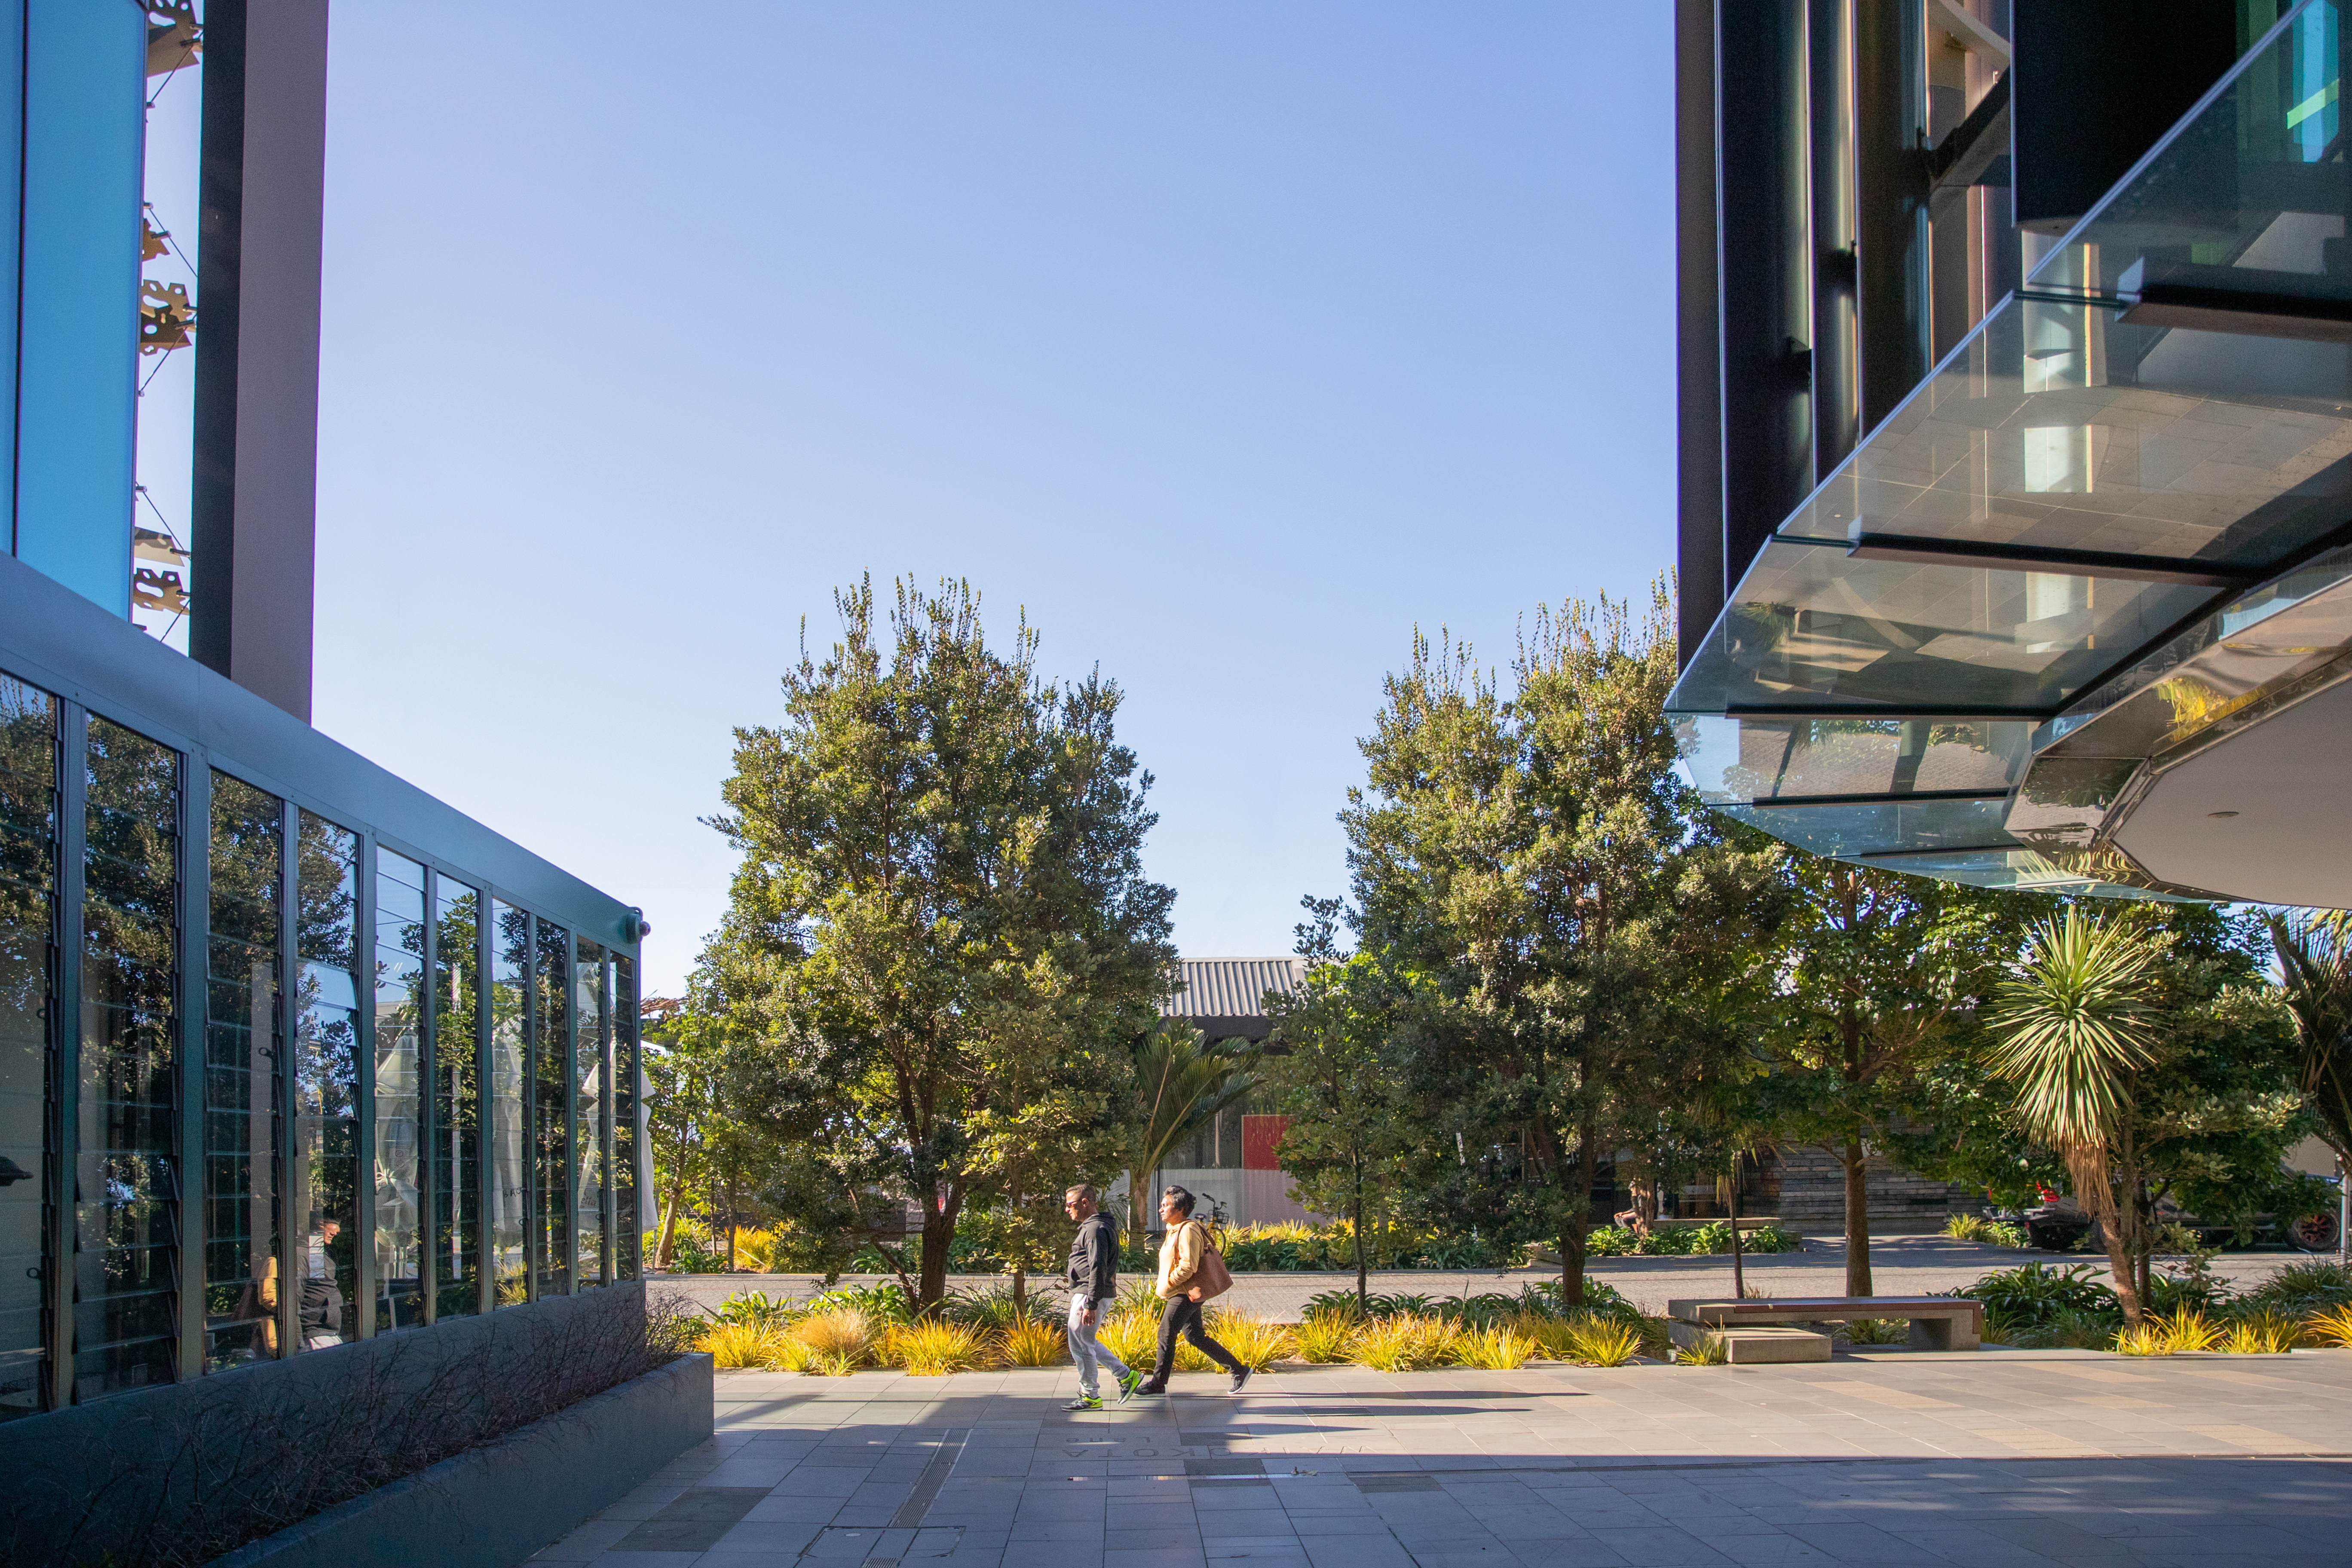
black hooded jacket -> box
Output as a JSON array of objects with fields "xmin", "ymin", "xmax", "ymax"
[{"xmin": 1066, "ymin": 1209, "xmax": 1120, "ymax": 1303}]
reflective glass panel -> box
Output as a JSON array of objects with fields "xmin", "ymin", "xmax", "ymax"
[
  {"xmin": 203, "ymin": 774, "xmax": 282, "ymax": 1372},
  {"xmin": 611, "ymin": 952, "xmax": 638, "ymax": 1282},
  {"xmin": 1715, "ymin": 797, "xmax": 2022, "ymax": 861},
  {"xmin": 78, "ymin": 718, "xmax": 180, "ymax": 1401},
  {"xmin": 488, "ymin": 901, "xmax": 527, "ymax": 1306},
  {"xmin": 432, "ymin": 877, "xmax": 481, "ymax": 1319},
  {"xmin": 533, "ymin": 919, "xmax": 569, "ymax": 1297},
  {"xmin": 573, "ymin": 938, "xmax": 607, "ymax": 1289},
  {"xmin": 293, "ymin": 814, "xmax": 360, "ymax": 1350},
  {"xmin": 1670, "ymin": 535, "xmax": 2217, "ymax": 715},
  {"xmin": 372, "ymin": 851, "xmax": 425, "ymax": 1332},
  {"xmin": 0, "ymin": 679, "xmax": 56, "ymax": 1420},
  {"xmin": 1676, "ymin": 715, "xmax": 2034, "ymax": 804}
]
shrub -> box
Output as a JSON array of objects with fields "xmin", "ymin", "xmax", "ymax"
[
  {"xmin": 1961, "ymin": 1263, "xmax": 2120, "ymax": 1336},
  {"xmin": 1351, "ymin": 1314, "xmax": 1458, "ymax": 1371},
  {"xmin": 806, "ymin": 1281, "xmax": 915, "ymax": 1326},
  {"xmin": 1116, "ymin": 1278, "xmax": 1165, "ymax": 1317},
  {"xmin": 2009, "ymin": 1307, "xmax": 2115, "ymax": 1350},
  {"xmin": 1303, "ymin": 1290, "xmax": 1368, "ymax": 1320},
  {"xmin": 1519, "ymin": 1278, "xmax": 1642, "ymax": 1320},
  {"xmin": 1676, "ymin": 1330, "xmax": 1729, "ymax": 1366},
  {"xmin": 710, "ymin": 1290, "xmax": 796, "ymax": 1331},
  {"xmin": 2113, "ymin": 1322, "xmax": 2168, "ymax": 1356},
  {"xmin": 1635, "ymin": 1316, "xmax": 1677, "ymax": 1360},
  {"xmin": 888, "ymin": 1320, "xmax": 992, "ymax": 1375},
  {"xmin": 799, "ymin": 1309, "xmax": 876, "ymax": 1366},
  {"xmin": 1451, "ymin": 1324, "xmax": 1539, "ymax": 1369},
  {"xmin": 946, "ymin": 1283, "xmax": 1058, "ymax": 1329},
  {"xmin": 999, "ymin": 1317, "xmax": 1068, "ymax": 1366},
  {"xmin": 1583, "ymin": 1222, "xmax": 1803, "ymax": 1258},
  {"xmin": 1942, "ymin": 1214, "xmax": 2028, "ymax": 1248},
  {"xmin": 2305, "ymin": 1302, "xmax": 2352, "ymax": 1348},
  {"xmin": 1207, "ymin": 1310, "xmax": 1293, "ymax": 1371},
  {"xmin": 1292, "ymin": 1314, "xmax": 1360, "ymax": 1363},
  {"xmin": 2241, "ymin": 1261, "xmax": 2352, "ymax": 1319}
]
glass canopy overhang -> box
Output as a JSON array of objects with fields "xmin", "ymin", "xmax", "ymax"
[{"xmin": 1669, "ymin": 0, "xmax": 2352, "ymax": 900}]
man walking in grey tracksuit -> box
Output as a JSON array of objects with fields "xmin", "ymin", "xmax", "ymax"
[{"xmin": 1063, "ymin": 1185, "xmax": 1142, "ymax": 1411}]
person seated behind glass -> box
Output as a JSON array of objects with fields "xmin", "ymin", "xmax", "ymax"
[{"xmin": 300, "ymin": 1212, "xmax": 343, "ymax": 1350}]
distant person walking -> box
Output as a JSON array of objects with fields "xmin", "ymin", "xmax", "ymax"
[
  {"xmin": 1134, "ymin": 1185, "xmax": 1249, "ymax": 1396},
  {"xmin": 1062, "ymin": 1184, "xmax": 1143, "ymax": 1412}
]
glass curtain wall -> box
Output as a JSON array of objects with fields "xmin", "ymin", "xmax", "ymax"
[
  {"xmin": 611, "ymin": 952, "xmax": 637, "ymax": 1281},
  {"xmin": 372, "ymin": 852, "xmax": 426, "ymax": 1331},
  {"xmin": 0, "ymin": 680, "xmax": 56, "ymax": 1419},
  {"xmin": 533, "ymin": 920, "xmax": 569, "ymax": 1297},
  {"xmin": 293, "ymin": 815, "xmax": 360, "ymax": 1350},
  {"xmin": 573, "ymin": 939, "xmax": 606, "ymax": 1289},
  {"xmin": 78, "ymin": 720, "xmax": 181, "ymax": 1401},
  {"xmin": 487, "ymin": 901, "xmax": 527, "ymax": 1306},
  {"xmin": 202, "ymin": 776, "xmax": 282, "ymax": 1371},
  {"xmin": 431, "ymin": 878, "xmax": 481, "ymax": 1319}
]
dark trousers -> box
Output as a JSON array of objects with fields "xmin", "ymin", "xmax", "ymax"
[{"xmin": 1152, "ymin": 1295, "xmax": 1243, "ymax": 1382}]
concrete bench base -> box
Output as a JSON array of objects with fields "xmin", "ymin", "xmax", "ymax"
[
  {"xmin": 1669, "ymin": 1321, "xmax": 1832, "ymax": 1364},
  {"xmin": 1667, "ymin": 1297, "xmax": 1983, "ymax": 1352}
]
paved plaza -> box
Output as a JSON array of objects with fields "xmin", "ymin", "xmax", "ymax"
[{"xmin": 539, "ymin": 1349, "xmax": 2352, "ymax": 1567}]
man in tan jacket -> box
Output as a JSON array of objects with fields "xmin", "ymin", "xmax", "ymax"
[{"xmin": 1135, "ymin": 1185, "xmax": 1248, "ymax": 1395}]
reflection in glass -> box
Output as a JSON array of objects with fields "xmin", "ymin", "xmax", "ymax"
[
  {"xmin": 204, "ymin": 774, "xmax": 282, "ymax": 1371},
  {"xmin": 611, "ymin": 952, "xmax": 639, "ymax": 1282},
  {"xmin": 373, "ymin": 852, "xmax": 426, "ymax": 1331},
  {"xmin": 432, "ymin": 878, "xmax": 481, "ymax": 1319},
  {"xmin": 533, "ymin": 920, "xmax": 569, "ymax": 1296},
  {"xmin": 573, "ymin": 937, "xmax": 607, "ymax": 1289},
  {"xmin": 294, "ymin": 814, "xmax": 360, "ymax": 1350},
  {"xmin": 0, "ymin": 679, "xmax": 56, "ymax": 1419},
  {"xmin": 78, "ymin": 718, "xmax": 181, "ymax": 1400},
  {"xmin": 489, "ymin": 901, "xmax": 528, "ymax": 1305}
]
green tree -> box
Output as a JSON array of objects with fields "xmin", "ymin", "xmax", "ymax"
[
  {"xmin": 1761, "ymin": 861, "xmax": 2027, "ymax": 1296},
  {"xmin": 697, "ymin": 578, "xmax": 1174, "ymax": 1313},
  {"xmin": 1263, "ymin": 898, "xmax": 1423, "ymax": 1308},
  {"xmin": 1126, "ymin": 1020, "xmax": 1259, "ymax": 1234},
  {"xmin": 2270, "ymin": 910, "xmax": 2352, "ymax": 1167},
  {"xmin": 1343, "ymin": 584, "xmax": 1782, "ymax": 1303}
]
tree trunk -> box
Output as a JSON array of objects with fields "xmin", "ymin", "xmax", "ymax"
[
  {"xmin": 1563, "ymin": 1106, "xmax": 1600, "ymax": 1307},
  {"xmin": 1352, "ymin": 1158, "xmax": 1369, "ymax": 1310},
  {"xmin": 917, "ymin": 1188, "xmax": 960, "ymax": 1317},
  {"xmin": 2065, "ymin": 1143, "xmax": 2142, "ymax": 1324},
  {"xmin": 653, "ymin": 1161, "xmax": 689, "ymax": 1270},
  {"xmin": 1842, "ymin": 1139, "xmax": 1874, "ymax": 1297}
]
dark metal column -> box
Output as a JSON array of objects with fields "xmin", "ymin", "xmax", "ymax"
[
  {"xmin": 1715, "ymin": 0, "xmax": 1815, "ymax": 595},
  {"xmin": 521, "ymin": 912, "xmax": 537, "ymax": 1302},
  {"xmin": 1675, "ymin": 0, "xmax": 1726, "ymax": 665},
  {"xmin": 417, "ymin": 868, "xmax": 436, "ymax": 1326},
  {"xmin": 1809, "ymin": 0, "xmax": 1861, "ymax": 480},
  {"xmin": 276, "ymin": 797, "xmax": 300, "ymax": 1359},
  {"xmin": 476, "ymin": 898, "xmax": 493, "ymax": 1316},
  {"xmin": 47, "ymin": 702, "xmax": 84, "ymax": 1411},
  {"xmin": 190, "ymin": 0, "xmax": 328, "ymax": 723},
  {"xmin": 352, "ymin": 834, "xmax": 375, "ymax": 1337},
  {"xmin": 1854, "ymin": 0, "xmax": 1931, "ymax": 432}
]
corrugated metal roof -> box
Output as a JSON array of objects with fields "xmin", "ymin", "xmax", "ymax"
[{"xmin": 1161, "ymin": 957, "xmax": 1306, "ymax": 1020}]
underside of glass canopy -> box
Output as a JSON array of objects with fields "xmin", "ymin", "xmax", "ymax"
[{"xmin": 1669, "ymin": 0, "xmax": 2352, "ymax": 906}]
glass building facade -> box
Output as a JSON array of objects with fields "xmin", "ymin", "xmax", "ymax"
[{"xmin": 0, "ymin": 592, "xmax": 646, "ymax": 1419}]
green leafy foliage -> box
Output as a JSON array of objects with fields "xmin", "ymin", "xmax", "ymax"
[{"xmin": 1581, "ymin": 1222, "xmax": 1802, "ymax": 1256}]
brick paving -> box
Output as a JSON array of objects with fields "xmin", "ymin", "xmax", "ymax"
[{"xmin": 539, "ymin": 1350, "xmax": 2352, "ymax": 1567}]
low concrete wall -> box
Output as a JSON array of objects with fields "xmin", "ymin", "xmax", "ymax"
[
  {"xmin": 212, "ymin": 1351, "xmax": 714, "ymax": 1568},
  {"xmin": 0, "ymin": 1283, "xmax": 668, "ymax": 1566}
]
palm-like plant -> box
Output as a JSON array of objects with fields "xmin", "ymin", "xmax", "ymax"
[
  {"xmin": 2270, "ymin": 911, "xmax": 2352, "ymax": 1168},
  {"xmin": 1128, "ymin": 1020, "xmax": 1259, "ymax": 1232},
  {"xmin": 1985, "ymin": 907, "xmax": 2159, "ymax": 1323}
]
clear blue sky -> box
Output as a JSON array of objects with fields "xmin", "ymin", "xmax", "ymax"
[{"xmin": 305, "ymin": 3, "xmax": 1681, "ymax": 996}]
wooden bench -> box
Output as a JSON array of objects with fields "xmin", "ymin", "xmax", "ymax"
[{"xmin": 1667, "ymin": 1296, "xmax": 1984, "ymax": 1352}]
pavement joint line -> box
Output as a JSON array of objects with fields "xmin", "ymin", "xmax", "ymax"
[{"xmin": 887, "ymin": 1426, "xmax": 968, "ymax": 1527}]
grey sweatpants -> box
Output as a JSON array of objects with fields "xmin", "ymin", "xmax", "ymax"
[{"xmin": 1066, "ymin": 1294, "xmax": 1131, "ymax": 1396}]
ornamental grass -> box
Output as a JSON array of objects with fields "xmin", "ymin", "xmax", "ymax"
[
  {"xmin": 1097, "ymin": 1308, "xmax": 1160, "ymax": 1367},
  {"xmin": 798, "ymin": 1309, "xmax": 877, "ymax": 1366},
  {"xmin": 1351, "ymin": 1313, "xmax": 1459, "ymax": 1371},
  {"xmin": 998, "ymin": 1316, "xmax": 1068, "ymax": 1366},
  {"xmin": 2155, "ymin": 1307, "xmax": 2223, "ymax": 1354},
  {"xmin": 888, "ymin": 1320, "xmax": 992, "ymax": 1375},
  {"xmin": 2219, "ymin": 1312, "xmax": 2298, "ymax": 1355},
  {"xmin": 1675, "ymin": 1331, "xmax": 1729, "ymax": 1366},
  {"xmin": 704, "ymin": 1322, "xmax": 787, "ymax": 1369},
  {"xmin": 1207, "ymin": 1310, "xmax": 1294, "ymax": 1371},
  {"xmin": 1450, "ymin": 1323, "xmax": 1539, "ymax": 1369},
  {"xmin": 1292, "ymin": 1312, "xmax": 1361, "ymax": 1364},
  {"xmin": 2111, "ymin": 1322, "xmax": 2169, "ymax": 1356},
  {"xmin": 1558, "ymin": 1315, "xmax": 1643, "ymax": 1367}
]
